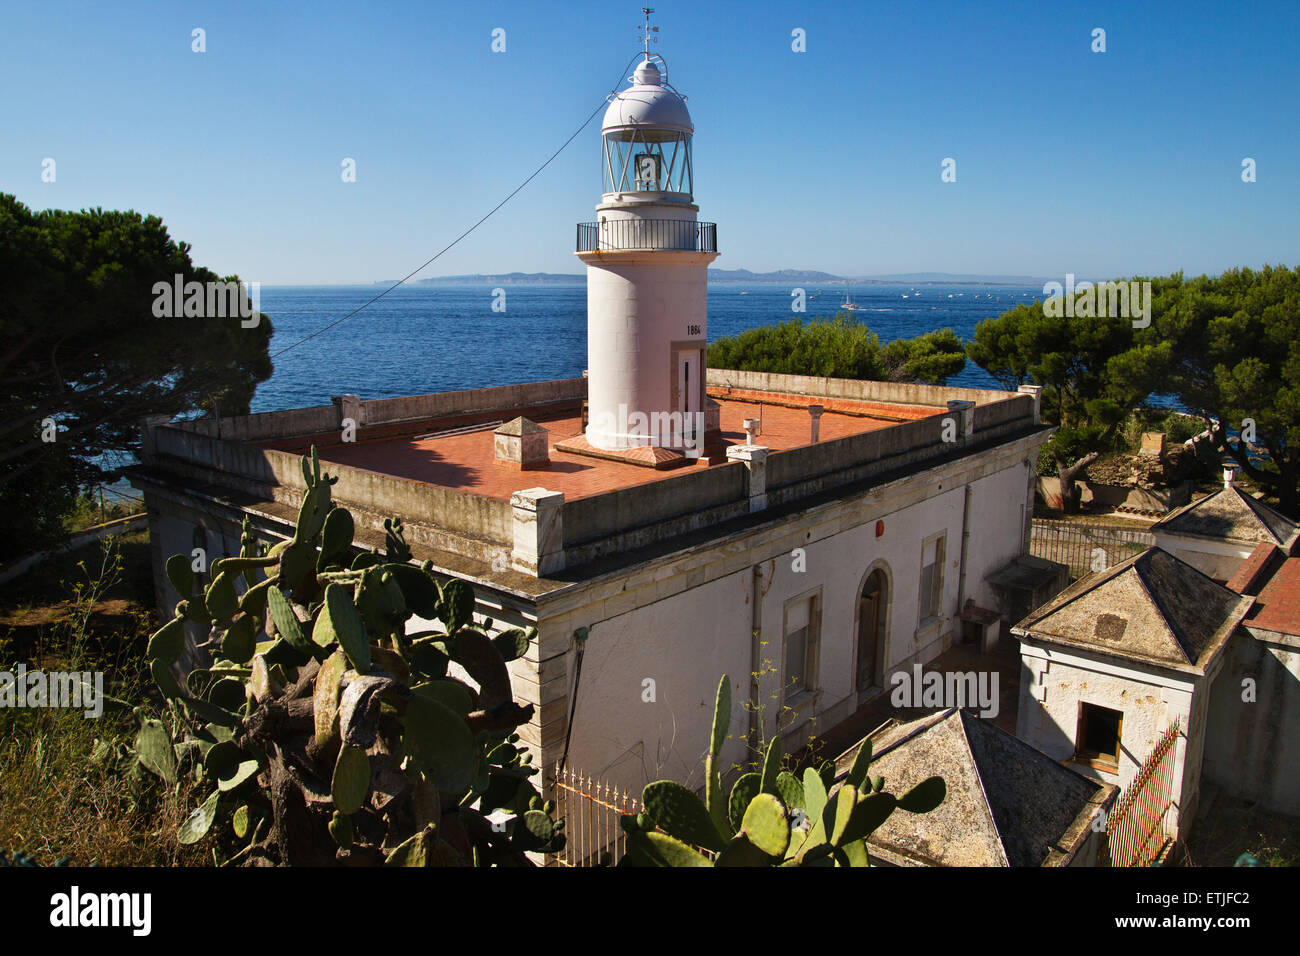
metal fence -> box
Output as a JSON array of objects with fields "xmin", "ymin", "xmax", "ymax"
[
  {"xmin": 576, "ymin": 219, "xmax": 717, "ymax": 253},
  {"xmin": 550, "ymin": 766, "xmax": 640, "ymax": 867},
  {"xmin": 1029, "ymin": 518, "xmax": 1154, "ymax": 582},
  {"xmin": 548, "ymin": 765, "xmax": 717, "ymax": 866},
  {"xmin": 1102, "ymin": 720, "xmax": 1182, "ymax": 867}
]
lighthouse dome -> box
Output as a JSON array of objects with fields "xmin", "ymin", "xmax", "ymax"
[{"xmin": 602, "ymin": 58, "xmax": 692, "ymax": 135}]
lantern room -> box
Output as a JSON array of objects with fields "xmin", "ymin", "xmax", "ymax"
[{"xmin": 601, "ymin": 57, "xmax": 693, "ymax": 198}]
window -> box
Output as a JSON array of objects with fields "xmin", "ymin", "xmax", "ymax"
[
  {"xmin": 1075, "ymin": 703, "xmax": 1124, "ymax": 770},
  {"xmin": 783, "ymin": 591, "xmax": 821, "ymax": 703},
  {"xmin": 919, "ymin": 534, "xmax": 945, "ymax": 622}
]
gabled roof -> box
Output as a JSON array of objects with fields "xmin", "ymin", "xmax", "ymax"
[
  {"xmin": 1151, "ymin": 485, "xmax": 1298, "ymax": 548},
  {"xmin": 846, "ymin": 708, "xmax": 1112, "ymax": 867},
  {"xmin": 1012, "ymin": 547, "xmax": 1250, "ymax": 673}
]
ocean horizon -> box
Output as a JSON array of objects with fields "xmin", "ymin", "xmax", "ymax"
[{"xmin": 252, "ymin": 280, "xmax": 1041, "ymax": 414}]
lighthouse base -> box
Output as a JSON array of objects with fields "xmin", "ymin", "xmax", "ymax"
[{"xmin": 553, "ymin": 430, "xmax": 726, "ymax": 470}]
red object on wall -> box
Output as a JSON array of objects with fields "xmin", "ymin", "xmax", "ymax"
[{"xmin": 875, "ymin": 520, "xmax": 884, "ymax": 537}]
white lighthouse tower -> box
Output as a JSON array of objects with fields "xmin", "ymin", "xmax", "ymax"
[{"xmin": 576, "ymin": 18, "xmax": 719, "ymax": 457}]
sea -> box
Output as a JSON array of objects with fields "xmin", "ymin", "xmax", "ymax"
[
  {"xmin": 251, "ymin": 281, "xmax": 1038, "ymax": 413},
  {"xmin": 103, "ymin": 280, "xmax": 1201, "ymax": 503}
]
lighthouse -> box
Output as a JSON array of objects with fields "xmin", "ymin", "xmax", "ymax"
[{"xmin": 576, "ymin": 27, "xmax": 719, "ymax": 457}]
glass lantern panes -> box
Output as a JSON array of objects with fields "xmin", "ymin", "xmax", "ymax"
[{"xmin": 604, "ymin": 128, "xmax": 692, "ymax": 195}]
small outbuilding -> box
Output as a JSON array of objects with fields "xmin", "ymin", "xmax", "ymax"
[{"xmin": 837, "ymin": 707, "xmax": 1117, "ymax": 866}]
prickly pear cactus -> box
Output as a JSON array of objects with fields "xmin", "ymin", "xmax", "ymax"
[
  {"xmin": 619, "ymin": 673, "xmax": 946, "ymax": 866},
  {"xmin": 135, "ymin": 449, "xmax": 558, "ymax": 866}
]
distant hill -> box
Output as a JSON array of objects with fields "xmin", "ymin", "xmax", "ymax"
[
  {"xmin": 851, "ymin": 272, "xmax": 1050, "ymax": 286},
  {"xmin": 709, "ymin": 268, "xmax": 846, "ymax": 283},
  {"xmin": 408, "ymin": 269, "xmax": 1049, "ymax": 286},
  {"xmin": 416, "ymin": 272, "xmax": 584, "ymax": 285}
]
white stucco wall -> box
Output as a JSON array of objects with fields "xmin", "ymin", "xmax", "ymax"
[
  {"xmin": 1153, "ymin": 532, "xmax": 1252, "ymax": 582},
  {"xmin": 1204, "ymin": 630, "xmax": 1300, "ymax": 814},
  {"xmin": 558, "ymin": 453, "xmax": 1036, "ymax": 798},
  {"xmin": 585, "ymin": 257, "xmax": 711, "ymax": 449},
  {"xmin": 562, "ymin": 570, "xmax": 754, "ymax": 796},
  {"xmin": 962, "ymin": 466, "xmax": 1033, "ymax": 615},
  {"xmin": 1016, "ymin": 644, "xmax": 1202, "ymax": 833}
]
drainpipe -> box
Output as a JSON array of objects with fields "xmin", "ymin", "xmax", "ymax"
[
  {"xmin": 748, "ymin": 562, "xmax": 764, "ymax": 758},
  {"xmin": 957, "ymin": 484, "xmax": 973, "ymax": 613}
]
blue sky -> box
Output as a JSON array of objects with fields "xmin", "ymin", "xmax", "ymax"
[{"xmin": 3, "ymin": 0, "xmax": 1297, "ymax": 284}]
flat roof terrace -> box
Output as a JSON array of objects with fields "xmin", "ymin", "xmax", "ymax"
[
  {"xmin": 135, "ymin": 371, "xmax": 1045, "ymax": 582},
  {"xmin": 261, "ymin": 391, "xmax": 941, "ymax": 503}
]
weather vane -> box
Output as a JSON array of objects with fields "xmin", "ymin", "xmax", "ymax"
[{"xmin": 639, "ymin": 7, "xmax": 659, "ymax": 56}]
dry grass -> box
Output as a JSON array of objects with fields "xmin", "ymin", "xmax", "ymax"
[
  {"xmin": 0, "ymin": 532, "xmax": 211, "ymax": 867},
  {"xmin": 0, "ymin": 708, "xmax": 208, "ymax": 866}
]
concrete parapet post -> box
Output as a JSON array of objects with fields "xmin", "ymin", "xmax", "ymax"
[
  {"xmin": 705, "ymin": 398, "xmax": 721, "ymax": 436},
  {"xmin": 511, "ymin": 488, "xmax": 565, "ymax": 575},
  {"xmin": 332, "ymin": 394, "xmax": 363, "ymax": 431},
  {"xmin": 495, "ymin": 418, "xmax": 550, "ymax": 469},
  {"xmin": 946, "ymin": 399, "xmax": 975, "ymax": 441},
  {"xmin": 139, "ymin": 414, "xmax": 172, "ymax": 464},
  {"xmin": 726, "ymin": 444, "xmax": 770, "ymax": 512},
  {"xmin": 808, "ymin": 405, "xmax": 824, "ymax": 443},
  {"xmin": 1017, "ymin": 385, "xmax": 1043, "ymax": 424}
]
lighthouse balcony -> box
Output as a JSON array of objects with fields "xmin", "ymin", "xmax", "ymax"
[{"xmin": 576, "ymin": 219, "xmax": 717, "ymax": 254}]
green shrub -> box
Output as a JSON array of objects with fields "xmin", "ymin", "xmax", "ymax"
[
  {"xmin": 1160, "ymin": 411, "xmax": 1203, "ymax": 445},
  {"xmin": 710, "ymin": 315, "xmax": 966, "ymax": 385}
]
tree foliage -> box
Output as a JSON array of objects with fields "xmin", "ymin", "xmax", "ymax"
[
  {"xmin": 0, "ymin": 193, "xmax": 273, "ymax": 557},
  {"xmin": 971, "ymin": 267, "xmax": 1300, "ymax": 517},
  {"xmin": 709, "ymin": 314, "xmax": 966, "ymax": 385},
  {"xmin": 967, "ymin": 291, "xmax": 1152, "ymax": 512},
  {"xmin": 1114, "ymin": 265, "xmax": 1300, "ymax": 516}
]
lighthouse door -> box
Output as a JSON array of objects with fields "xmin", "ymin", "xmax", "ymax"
[{"xmin": 675, "ymin": 348, "xmax": 702, "ymax": 448}]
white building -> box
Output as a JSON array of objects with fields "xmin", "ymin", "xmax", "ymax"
[
  {"xmin": 1014, "ymin": 484, "xmax": 1300, "ymax": 834},
  {"xmin": 574, "ymin": 53, "xmax": 717, "ymax": 455},
  {"xmin": 1150, "ymin": 465, "xmax": 1298, "ymax": 582},
  {"xmin": 130, "ymin": 43, "xmax": 1054, "ymax": 807},
  {"xmin": 839, "ymin": 707, "xmax": 1117, "ymax": 867},
  {"xmin": 1013, "ymin": 548, "xmax": 1250, "ymax": 836}
]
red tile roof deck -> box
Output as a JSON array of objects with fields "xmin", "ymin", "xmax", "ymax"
[
  {"xmin": 1226, "ymin": 542, "xmax": 1284, "ymax": 596},
  {"xmin": 267, "ymin": 391, "xmax": 943, "ymax": 503},
  {"xmin": 1248, "ymin": 556, "xmax": 1300, "ymax": 637}
]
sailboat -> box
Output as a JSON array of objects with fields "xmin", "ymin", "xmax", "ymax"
[{"xmin": 841, "ymin": 282, "xmax": 864, "ymax": 312}]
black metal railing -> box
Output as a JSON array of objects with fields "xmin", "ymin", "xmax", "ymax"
[
  {"xmin": 1029, "ymin": 518, "xmax": 1153, "ymax": 582},
  {"xmin": 576, "ymin": 219, "xmax": 717, "ymax": 253}
]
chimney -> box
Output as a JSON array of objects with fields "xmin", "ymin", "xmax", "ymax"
[
  {"xmin": 808, "ymin": 405, "xmax": 824, "ymax": 443},
  {"xmin": 743, "ymin": 417, "xmax": 760, "ymax": 446},
  {"xmin": 1223, "ymin": 464, "xmax": 1237, "ymax": 490},
  {"xmin": 495, "ymin": 417, "xmax": 550, "ymax": 470}
]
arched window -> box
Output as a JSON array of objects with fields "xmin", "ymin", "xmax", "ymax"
[{"xmin": 856, "ymin": 566, "xmax": 890, "ymax": 692}]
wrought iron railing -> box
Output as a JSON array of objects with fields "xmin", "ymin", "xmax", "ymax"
[
  {"xmin": 1101, "ymin": 720, "xmax": 1181, "ymax": 867},
  {"xmin": 576, "ymin": 219, "xmax": 717, "ymax": 253},
  {"xmin": 548, "ymin": 764, "xmax": 716, "ymax": 866},
  {"xmin": 1029, "ymin": 518, "xmax": 1153, "ymax": 582}
]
